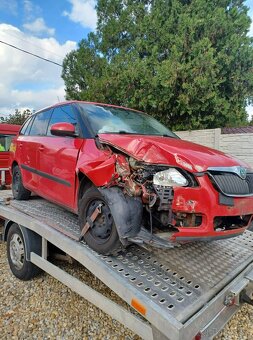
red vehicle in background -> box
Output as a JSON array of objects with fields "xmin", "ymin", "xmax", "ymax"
[{"xmin": 0, "ymin": 124, "xmax": 20, "ymax": 188}]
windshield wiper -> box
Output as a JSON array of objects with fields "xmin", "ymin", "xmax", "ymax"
[
  {"xmin": 162, "ymin": 134, "xmax": 175, "ymax": 138},
  {"xmin": 118, "ymin": 130, "xmax": 138, "ymax": 134}
]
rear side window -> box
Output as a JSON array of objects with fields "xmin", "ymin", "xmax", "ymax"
[
  {"xmin": 20, "ymin": 116, "xmax": 34, "ymax": 136},
  {"xmin": 47, "ymin": 105, "xmax": 77, "ymax": 136},
  {"xmin": 0, "ymin": 134, "xmax": 15, "ymax": 151},
  {"xmin": 29, "ymin": 110, "xmax": 52, "ymax": 136}
]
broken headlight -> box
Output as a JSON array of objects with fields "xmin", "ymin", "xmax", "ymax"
[{"xmin": 153, "ymin": 168, "xmax": 188, "ymax": 187}]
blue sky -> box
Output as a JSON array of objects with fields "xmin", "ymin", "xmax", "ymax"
[
  {"xmin": 0, "ymin": 0, "xmax": 252, "ymax": 120},
  {"xmin": 0, "ymin": 0, "xmax": 93, "ymax": 44}
]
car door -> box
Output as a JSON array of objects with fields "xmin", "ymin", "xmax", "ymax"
[
  {"xmin": 18, "ymin": 110, "xmax": 52, "ymax": 192},
  {"xmin": 37, "ymin": 104, "xmax": 83, "ymax": 210}
]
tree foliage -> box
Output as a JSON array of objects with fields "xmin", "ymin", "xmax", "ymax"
[
  {"xmin": 1, "ymin": 109, "xmax": 32, "ymax": 125},
  {"xmin": 62, "ymin": 0, "xmax": 253, "ymax": 130}
]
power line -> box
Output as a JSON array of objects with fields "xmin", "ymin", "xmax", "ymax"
[
  {"xmin": 0, "ymin": 40, "xmax": 63, "ymax": 67},
  {"xmin": 1, "ymin": 30, "xmax": 65, "ymax": 59}
]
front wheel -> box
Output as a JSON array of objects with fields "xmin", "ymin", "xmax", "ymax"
[
  {"xmin": 79, "ymin": 186, "xmax": 123, "ymax": 255},
  {"xmin": 12, "ymin": 165, "xmax": 31, "ymax": 200}
]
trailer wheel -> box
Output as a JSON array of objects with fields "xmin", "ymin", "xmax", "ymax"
[
  {"xmin": 7, "ymin": 223, "xmax": 41, "ymax": 280},
  {"xmin": 79, "ymin": 186, "xmax": 123, "ymax": 255},
  {"xmin": 12, "ymin": 165, "xmax": 31, "ymax": 200}
]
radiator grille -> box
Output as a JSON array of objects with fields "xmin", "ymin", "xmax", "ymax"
[{"xmin": 209, "ymin": 172, "xmax": 253, "ymax": 196}]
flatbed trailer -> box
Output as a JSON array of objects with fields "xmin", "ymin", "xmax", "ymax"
[{"xmin": 0, "ymin": 191, "xmax": 253, "ymax": 339}]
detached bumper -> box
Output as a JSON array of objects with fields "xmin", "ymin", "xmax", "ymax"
[{"xmin": 173, "ymin": 227, "xmax": 247, "ymax": 242}]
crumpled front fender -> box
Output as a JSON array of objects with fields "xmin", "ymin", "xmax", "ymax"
[{"xmin": 98, "ymin": 187, "xmax": 143, "ymax": 240}]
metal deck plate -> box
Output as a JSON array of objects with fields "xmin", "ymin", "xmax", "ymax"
[{"xmin": 10, "ymin": 197, "xmax": 253, "ymax": 323}]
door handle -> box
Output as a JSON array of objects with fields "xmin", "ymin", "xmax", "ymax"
[
  {"xmin": 19, "ymin": 143, "xmax": 23, "ymax": 147},
  {"xmin": 39, "ymin": 145, "xmax": 44, "ymax": 151}
]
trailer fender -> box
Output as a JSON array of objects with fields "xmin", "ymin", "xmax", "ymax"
[
  {"xmin": 98, "ymin": 187, "xmax": 143, "ymax": 240},
  {"xmin": 4, "ymin": 221, "xmax": 42, "ymax": 261}
]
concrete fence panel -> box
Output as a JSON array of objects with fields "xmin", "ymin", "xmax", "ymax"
[{"xmin": 176, "ymin": 128, "xmax": 253, "ymax": 168}]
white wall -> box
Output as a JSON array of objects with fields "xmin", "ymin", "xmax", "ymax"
[{"xmin": 176, "ymin": 128, "xmax": 253, "ymax": 168}]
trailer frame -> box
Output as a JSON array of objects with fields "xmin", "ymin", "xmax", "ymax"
[{"xmin": 0, "ymin": 194, "xmax": 253, "ymax": 340}]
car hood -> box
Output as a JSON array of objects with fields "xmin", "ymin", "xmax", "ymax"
[{"xmin": 98, "ymin": 134, "xmax": 250, "ymax": 172}]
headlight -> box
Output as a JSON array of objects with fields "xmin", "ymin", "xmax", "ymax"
[{"xmin": 153, "ymin": 169, "xmax": 188, "ymax": 187}]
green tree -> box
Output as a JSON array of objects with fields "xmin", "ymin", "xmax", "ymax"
[
  {"xmin": 62, "ymin": 0, "xmax": 253, "ymax": 130},
  {"xmin": 1, "ymin": 109, "xmax": 32, "ymax": 125}
]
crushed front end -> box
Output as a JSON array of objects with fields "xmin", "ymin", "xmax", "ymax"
[{"xmin": 110, "ymin": 154, "xmax": 253, "ymax": 246}]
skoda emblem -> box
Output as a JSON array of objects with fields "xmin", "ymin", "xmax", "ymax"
[{"xmin": 239, "ymin": 167, "xmax": 247, "ymax": 180}]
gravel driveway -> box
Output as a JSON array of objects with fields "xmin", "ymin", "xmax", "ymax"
[{"xmin": 0, "ymin": 242, "xmax": 252, "ymax": 339}]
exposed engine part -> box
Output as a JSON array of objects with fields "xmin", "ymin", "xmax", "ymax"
[
  {"xmin": 111, "ymin": 153, "xmax": 178, "ymax": 235},
  {"xmin": 124, "ymin": 176, "xmax": 142, "ymax": 197},
  {"xmin": 115, "ymin": 154, "xmax": 131, "ymax": 178},
  {"xmin": 152, "ymin": 184, "xmax": 174, "ymax": 227},
  {"xmin": 175, "ymin": 213, "xmax": 202, "ymax": 227},
  {"xmin": 160, "ymin": 211, "xmax": 173, "ymax": 226},
  {"xmin": 153, "ymin": 185, "xmax": 174, "ymax": 211}
]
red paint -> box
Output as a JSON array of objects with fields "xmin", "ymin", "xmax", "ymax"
[
  {"xmin": 98, "ymin": 134, "xmax": 250, "ymax": 171},
  {"xmin": 0, "ymin": 124, "xmax": 20, "ymax": 185},
  {"xmin": 50, "ymin": 122, "xmax": 76, "ymax": 135},
  {"xmin": 9, "ymin": 102, "xmax": 253, "ymax": 243}
]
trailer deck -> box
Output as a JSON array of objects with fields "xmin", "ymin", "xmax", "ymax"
[{"xmin": 1, "ymin": 193, "xmax": 253, "ymax": 339}]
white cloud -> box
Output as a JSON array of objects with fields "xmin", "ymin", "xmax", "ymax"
[
  {"xmin": 23, "ymin": 0, "xmax": 41, "ymax": 20},
  {"xmin": 23, "ymin": 17, "xmax": 55, "ymax": 37},
  {"xmin": 63, "ymin": 0, "xmax": 97, "ymax": 30},
  {"xmin": 0, "ymin": 24, "xmax": 77, "ymax": 115}
]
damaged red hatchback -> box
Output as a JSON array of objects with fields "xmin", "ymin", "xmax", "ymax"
[{"xmin": 9, "ymin": 101, "xmax": 253, "ymax": 254}]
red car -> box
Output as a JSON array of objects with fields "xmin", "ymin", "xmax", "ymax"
[
  {"xmin": 9, "ymin": 101, "xmax": 253, "ymax": 254},
  {"xmin": 0, "ymin": 123, "xmax": 20, "ymax": 187}
]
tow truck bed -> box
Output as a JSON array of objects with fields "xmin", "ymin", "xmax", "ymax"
[{"xmin": 0, "ymin": 193, "xmax": 253, "ymax": 339}]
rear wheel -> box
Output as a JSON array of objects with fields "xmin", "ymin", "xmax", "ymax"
[
  {"xmin": 12, "ymin": 165, "xmax": 31, "ymax": 200},
  {"xmin": 79, "ymin": 186, "xmax": 122, "ymax": 255},
  {"xmin": 7, "ymin": 223, "xmax": 41, "ymax": 280}
]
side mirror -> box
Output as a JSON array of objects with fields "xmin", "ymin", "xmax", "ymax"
[{"xmin": 50, "ymin": 122, "xmax": 76, "ymax": 137}]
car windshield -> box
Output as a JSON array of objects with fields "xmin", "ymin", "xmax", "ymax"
[{"xmin": 78, "ymin": 103, "xmax": 178, "ymax": 138}]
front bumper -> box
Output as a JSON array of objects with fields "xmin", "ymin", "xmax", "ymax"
[{"xmin": 170, "ymin": 174, "xmax": 253, "ymax": 242}]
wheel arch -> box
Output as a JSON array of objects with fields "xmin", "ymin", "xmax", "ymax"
[
  {"xmin": 77, "ymin": 171, "xmax": 94, "ymax": 207},
  {"xmin": 98, "ymin": 187, "xmax": 143, "ymax": 240}
]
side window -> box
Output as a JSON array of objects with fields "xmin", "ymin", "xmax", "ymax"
[
  {"xmin": 20, "ymin": 116, "xmax": 34, "ymax": 136},
  {"xmin": 47, "ymin": 105, "xmax": 77, "ymax": 136},
  {"xmin": 29, "ymin": 110, "xmax": 52, "ymax": 136},
  {"xmin": 0, "ymin": 135, "xmax": 15, "ymax": 151}
]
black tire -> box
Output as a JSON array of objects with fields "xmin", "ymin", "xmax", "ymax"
[
  {"xmin": 7, "ymin": 223, "xmax": 41, "ymax": 280},
  {"xmin": 79, "ymin": 186, "xmax": 123, "ymax": 255},
  {"xmin": 12, "ymin": 165, "xmax": 31, "ymax": 200}
]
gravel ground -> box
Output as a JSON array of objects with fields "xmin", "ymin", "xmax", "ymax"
[{"xmin": 0, "ymin": 241, "xmax": 252, "ymax": 339}]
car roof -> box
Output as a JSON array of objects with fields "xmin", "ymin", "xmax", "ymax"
[
  {"xmin": 0, "ymin": 123, "xmax": 21, "ymax": 134},
  {"xmin": 37, "ymin": 100, "xmax": 143, "ymax": 114}
]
